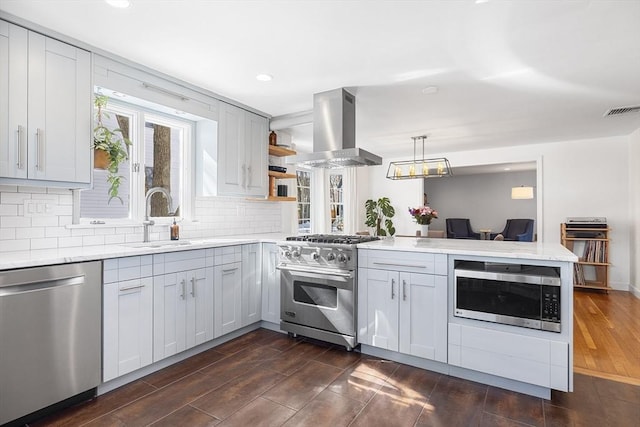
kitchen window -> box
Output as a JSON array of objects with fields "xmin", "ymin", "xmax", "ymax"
[
  {"xmin": 78, "ymin": 98, "xmax": 193, "ymax": 222},
  {"xmin": 296, "ymin": 169, "xmax": 311, "ymax": 233},
  {"xmin": 329, "ymin": 173, "xmax": 343, "ymax": 233}
]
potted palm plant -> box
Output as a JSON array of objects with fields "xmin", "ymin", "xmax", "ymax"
[
  {"xmin": 93, "ymin": 95, "xmax": 132, "ymax": 203},
  {"xmin": 365, "ymin": 197, "xmax": 396, "ymax": 237}
]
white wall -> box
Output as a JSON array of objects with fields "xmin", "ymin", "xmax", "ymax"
[
  {"xmin": 364, "ymin": 135, "xmax": 632, "ymax": 290},
  {"xmin": 629, "ymin": 128, "xmax": 640, "ymax": 297},
  {"xmin": 423, "ymin": 170, "xmax": 537, "ymax": 234}
]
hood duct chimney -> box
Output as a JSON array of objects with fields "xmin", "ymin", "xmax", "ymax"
[{"xmin": 290, "ymin": 88, "xmax": 382, "ymax": 168}]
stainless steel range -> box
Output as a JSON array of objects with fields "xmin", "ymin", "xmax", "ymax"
[{"xmin": 277, "ymin": 234, "xmax": 379, "ymax": 350}]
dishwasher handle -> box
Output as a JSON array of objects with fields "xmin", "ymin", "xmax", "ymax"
[{"xmin": 0, "ymin": 275, "xmax": 85, "ymax": 296}]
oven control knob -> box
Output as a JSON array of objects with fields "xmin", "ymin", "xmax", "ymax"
[
  {"xmin": 337, "ymin": 253, "xmax": 347, "ymax": 263},
  {"xmin": 327, "ymin": 252, "xmax": 336, "ymax": 261},
  {"xmin": 292, "ymin": 248, "xmax": 301, "ymax": 259},
  {"xmin": 312, "ymin": 251, "xmax": 320, "ymax": 260},
  {"xmin": 283, "ymin": 249, "xmax": 291, "ymax": 258}
]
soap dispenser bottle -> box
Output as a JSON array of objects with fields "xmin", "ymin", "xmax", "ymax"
[{"xmin": 170, "ymin": 219, "xmax": 179, "ymax": 240}]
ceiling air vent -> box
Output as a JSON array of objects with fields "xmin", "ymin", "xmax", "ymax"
[{"xmin": 604, "ymin": 105, "xmax": 640, "ymax": 116}]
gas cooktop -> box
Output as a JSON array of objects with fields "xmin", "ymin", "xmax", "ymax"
[{"xmin": 285, "ymin": 234, "xmax": 379, "ymax": 245}]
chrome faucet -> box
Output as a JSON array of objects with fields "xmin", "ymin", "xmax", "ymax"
[{"xmin": 143, "ymin": 187, "xmax": 173, "ymax": 242}]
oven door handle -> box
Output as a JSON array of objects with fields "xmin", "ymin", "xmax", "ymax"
[{"xmin": 277, "ymin": 264, "xmax": 354, "ymax": 279}]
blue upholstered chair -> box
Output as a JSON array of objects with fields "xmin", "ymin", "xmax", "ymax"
[
  {"xmin": 493, "ymin": 219, "xmax": 535, "ymax": 241},
  {"xmin": 446, "ymin": 218, "xmax": 481, "ymax": 239}
]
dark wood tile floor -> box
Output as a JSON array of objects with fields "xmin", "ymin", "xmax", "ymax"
[{"xmin": 30, "ymin": 328, "xmax": 639, "ymax": 427}]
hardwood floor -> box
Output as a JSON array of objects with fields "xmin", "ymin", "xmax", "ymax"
[
  {"xmin": 573, "ymin": 290, "xmax": 640, "ymax": 385},
  {"xmin": 29, "ymin": 327, "xmax": 639, "ymax": 427}
]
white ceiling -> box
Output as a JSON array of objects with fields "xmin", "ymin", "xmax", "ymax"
[{"xmin": 1, "ymin": 0, "xmax": 639, "ymax": 157}]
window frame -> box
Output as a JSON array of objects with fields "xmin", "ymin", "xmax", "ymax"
[{"xmin": 76, "ymin": 99, "xmax": 194, "ymax": 225}]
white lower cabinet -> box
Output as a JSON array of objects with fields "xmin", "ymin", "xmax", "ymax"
[
  {"xmin": 241, "ymin": 243, "xmax": 261, "ymax": 327},
  {"xmin": 448, "ymin": 323, "xmax": 570, "ymax": 391},
  {"xmin": 153, "ymin": 250, "xmax": 214, "ymax": 362},
  {"xmin": 358, "ymin": 250, "xmax": 447, "ymax": 363},
  {"xmin": 103, "ymin": 256, "xmax": 153, "ymax": 382},
  {"xmin": 214, "ymin": 246, "xmax": 243, "ymax": 336},
  {"xmin": 261, "ymin": 243, "xmax": 280, "ymax": 323}
]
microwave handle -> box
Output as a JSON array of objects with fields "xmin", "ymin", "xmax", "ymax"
[{"xmin": 454, "ymin": 269, "xmax": 561, "ymax": 286}]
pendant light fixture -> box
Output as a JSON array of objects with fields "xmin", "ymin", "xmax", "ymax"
[{"xmin": 386, "ymin": 135, "xmax": 452, "ymax": 180}]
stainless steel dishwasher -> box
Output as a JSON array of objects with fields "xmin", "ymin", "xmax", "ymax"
[{"xmin": 0, "ymin": 261, "xmax": 102, "ymax": 425}]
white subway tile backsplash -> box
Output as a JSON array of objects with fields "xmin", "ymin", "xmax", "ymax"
[
  {"xmin": 83, "ymin": 235, "xmax": 105, "ymax": 246},
  {"xmin": 0, "ymin": 228, "xmax": 16, "ymax": 240},
  {"xmin": 0, "ymin": 239, "xmax": 30, "ymax": 252},
  {"xmin": 0, "ymin": 188, "xmax": 283, "ymax": 253},
  {"xmin": 18, "ymin": 186, "xmax": 47, "ymax": 194},
  {"xmin": 1, "ymin": 216, "xmax": 31, "ymax": 228},
  {"xmin": 0, "ymin": 185, "xmax": 18, "ymax": 193},
  {"xmin": 45, "ymin": 227, "xmax": 71, "ymax": 238},
  {"xmin": 32, "ymin": 216, "xmax": 60, "ymax": 227},
  {"xmin": 0, "ymin": 204, "xmax": 18, "ymax": 216},
  {"xmin": 58, "ymin": 236, "xmax": 83, "ymax": 248},
  {"xmin": 1, "ymin": 192, "xmax": 31, "ymax": 204},
  {"xmin": 16, "ymin": 227, "xmax": 45, "ymax": 239},
  {"xmin": 30, "ymin": 238, "xmax": 58, "ymax": 250}
]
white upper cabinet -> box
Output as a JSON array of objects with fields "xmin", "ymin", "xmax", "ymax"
[
  {"xmin": 217, "ymin": 102, "xmax": 267, "ymax": 196},
  {"xmin": 0, "ymin": 20, "xmax": 91, "ymax": 186}
]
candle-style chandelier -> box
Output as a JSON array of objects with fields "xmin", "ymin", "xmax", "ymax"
[{"xmin": 386, "ymin": 135, "xmax": 453, "ymax": 180}]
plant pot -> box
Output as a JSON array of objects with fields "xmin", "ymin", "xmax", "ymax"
[
  {"xmin": 419, "ymin": 224, "xmax": 429, "ymax": 236},
  {"xmin": 94, "ymin": 149, "xmax": 110, "ymax": 170}
]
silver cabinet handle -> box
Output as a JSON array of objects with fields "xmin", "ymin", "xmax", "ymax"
[
  {"xmin": 403, "ymin": 280, "xmax": 407, "ymax": 301},
  {"xmin": 119, "ymin": 283, "xmax": 145, "ymax": 292},
  {"xmin": 15, "ymin": 126, "xmax": 23, "ymax": 169},
  {"xmin": 247, "ymin": 165, "xmax": 252, "ymax": 187},
  {"xmin": 373, "ymin": 262, "xmax": 426, "ymax": 269},
  {"xmin": 190, "ymin": 277, "xmax": 195, "ymax": 297},
  {"xmin": 180, "ymin": 279, "xmax": 186, "ymax": 299},
  {"xmin": 391, "ymin": 278, "xmax": 395, "ymax": 299},
  {"xmin": 222, "ymin": 268, "xmax": 238, "ymax": 273},
  {"xmin": 35, "ymin": 128, "xmax": 42, "ymax": 170},
  {"xmin": 241, "ymin": 164, "xmax": 246, "ymax": 189}
]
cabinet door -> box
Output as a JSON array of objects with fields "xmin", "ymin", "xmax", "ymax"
[
  {"xmin": 103, "ymin": 277, "xmax": 153, "ymax": 382},
  {"xmin": 217, "ymin": 102, "xmax": 245, "ymax": 194},
  {"xmin": 244, "ymin": 112, "xmax": 268, "ymax": 196},
  {"xmin": 364, "ymin": 269, "xmax": 399, "ymax": 351},
  {"xmin": 186, "ymin": 267, "xmax": 214, "ymax": 349},
  {"xmin": 399, "ymin": 273, "xmax": 447, "ymax": 362},
  {"xmin": 153, "ymin": 272, "xmax": 187, "ymax": 362},
  {"xmin": 242, "ymin": 244, "xmax": 262, "ymax": 326},
  {"xmin": 261, "ymin": 243, "xmax": 280, "ymax": 323},
  {"xmin": 0, "ymin": 21, "xmax": 28, "ymax": 179},
  {"xmin": 27, "ymin": 31, "xmax": 91, "ymax": 183},
  {"xmin": 214, "ymin": 261, "xmax": 242, "ymax": 336}
]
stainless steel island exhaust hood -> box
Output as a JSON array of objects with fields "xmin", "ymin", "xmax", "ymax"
[{"xmin": 291, "ymin": 88, "xmax": 382, "ymax": 168}]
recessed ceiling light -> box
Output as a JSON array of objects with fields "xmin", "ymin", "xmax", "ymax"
[
  {"xmin": 105, "ymin": 0, "xmax": 131, "ymax": 8},
  {"xmin": 421, "ymin": 86, "xmax": 438, "ymax": 95},
  {"xmin": 504, "ymin": 167, "xmax": 511, "ymax": 171},
  {"xmin": 175, "ymin": 110, "xmax": 186, "ymax": 115},
  {"xmin": 475, "ymin": 0, "xmax": 490, "ymax": 4},
  {"xmin": 256, "ymin": 74, "xmax": 273, "ymax": 82},
  {"xmin": 112, "ymin": 91, "xmax": 126, "ymax": 98}
]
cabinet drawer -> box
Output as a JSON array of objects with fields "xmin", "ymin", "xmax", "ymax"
[
  {"xmin": 104, "ymin": 255, "xmax": 153, "ymax": 283},
  {"xmin": 448, "ymin": 323, "xmax": 569, "ymax": 390},
  {"xmin": 215, "ymin": 245, "xmax": 242, "ymax": 265},
  {"xmin": 154, "ymin": 249, "xmax": 207, "ymax": 274},
  {"xmin": 364, "ymin": 250, "xmax": 447, "ymax": 275}
]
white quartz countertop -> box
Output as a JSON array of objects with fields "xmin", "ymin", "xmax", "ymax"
[
  {"xmin": 0, "ymin": 233, "xmax": 288, "ymax": 271},
  {"xmin": 357, "ymin": 237, "xmax": 578, "ymax": 262}
]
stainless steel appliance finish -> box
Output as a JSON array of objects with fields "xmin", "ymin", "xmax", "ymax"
[
  {"xmin": 454, "ymin": 261, "xmax": 562, "ymax": 332},
  {"xmin": 290, "ymin": 89, "xmax": 382, "ymax": 168},
  {"xmin": 0, "ymin": 261, "xmax": 102, "ymax": 425},
  {"xmin": 278, "ymin": 234, "xmax": 378, "ymax": 349}
]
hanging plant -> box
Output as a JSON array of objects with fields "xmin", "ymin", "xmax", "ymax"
[{"xmin": 93, "ymin": 94, "xmax": 132, "ymax": 203}]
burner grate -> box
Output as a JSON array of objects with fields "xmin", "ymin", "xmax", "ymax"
[{"xmin": 285, "ymin": 234, "xmax": 379, "ymax": 244}]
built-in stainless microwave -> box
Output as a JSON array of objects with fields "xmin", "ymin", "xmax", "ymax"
[{"xmin": 454, "ymin": 261, "xmax": 561, "ymax": 332}]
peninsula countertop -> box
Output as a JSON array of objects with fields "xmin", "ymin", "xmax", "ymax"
[{"xmin": 356, "ymin": 237, "xmax": 578, "ymax": 262}]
